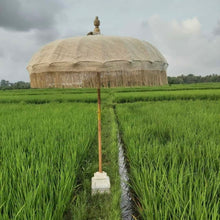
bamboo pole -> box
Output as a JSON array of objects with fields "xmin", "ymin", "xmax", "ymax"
[{"xmin": 97, "ymin": 72, "xmax": 102, "ymax": 173}]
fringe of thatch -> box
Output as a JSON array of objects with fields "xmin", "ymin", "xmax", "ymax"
[{"xmin": 30, "ymin": 70, "xmax": 168, "ymax": 88}]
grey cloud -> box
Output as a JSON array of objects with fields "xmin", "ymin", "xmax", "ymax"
[
  {"xmin": 32, "ymin": 28, "xmax": 85, "ymax": 46},
  {"xmin": 32, "ymin": 28, "xmax": 61, "ymax": 45},
  {"xmin": 1, "ymin": 0, "xmax": 220, "ymax": 82},
  {"xmin": 213, "ymin": 20, "xmax": 220, "ymax": 35},
  {"xmin": 134, "ymin": 16, "xmax": 220, "ymax": 76},
  {"xmin": 0, "ymin": 27, "xmax": 47, "ymax": 82},
  {"xmin": 0, "ymin": 25, "xmax": 66, "ymax": 82},
  {"xmin": 0, "ymin": 0, "xmax": 64, "ymax": 31},
  {"xmin": 0, "ymin": 48, "xmax": 4, "ymax": 57},
  {"xmin": 61, "ymin": 29, "xmax": 88, "ymax": 39}
]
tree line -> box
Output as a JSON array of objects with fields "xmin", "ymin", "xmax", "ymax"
[
  {"xmin": 168, "ymin": 74, "xmax": 220, "ymax": 84},
  {"xmin": 1, "ymin": 74, "xmax": 220, "ymax": 89},
  {"xmin": 0, "ymin": 80, "xmax": 30, "ymax": 90}
]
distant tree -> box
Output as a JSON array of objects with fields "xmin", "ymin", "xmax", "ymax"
[
  {"xmin": 168, "ymin": 74, "xmax": 220, "ymax": 84},
  {"xmin": 0, "ymin": 80, "xmax": 10, "ymax": 87},
  {"xmin": 12, "ymin": 81, "xmax": 30, "ymax": 89},
  {"xmin": 0, "ymin": 79, "xmax": 30, "ymax": 90}
]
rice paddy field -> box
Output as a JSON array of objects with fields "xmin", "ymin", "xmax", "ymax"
[{"xmin": 0, "ymin": 83, "xmax": 219, "ymax": 219}]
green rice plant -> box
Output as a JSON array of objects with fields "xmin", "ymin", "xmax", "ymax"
[
  {"xmin": 111, "ymin": 82, "xmax": 220, "ymax": 93},
  {"xmin": 0, "ymin": 92, "xmax": 106, "ymax": 104},
  {"xmin": 0, "ymin": 93, "xmax": 111, "ymax": 104},
  {"xmin": 0, "ymin": 88, "xmax": 97, "ymax": 96},
  {"xmin": 114, "ymin": 89, "xmax": 220, "ymax": 103},
  {"xmin": 0, "ymin": 103, "xmax": 97, "ymax": 219},
  {"xmin": 0, "ymin": 87, "xmax": 111, "ymax": 104},
  {"xmin": 70, "ymin": 106, "xmax": 121, "ymax": 220},
  {"xmin": 1, "ymin": 85, "xmax": 220, "ymax": 219},
  {"xmin": 116, "ymin": 100, "xmax": 220, "ymax": 219}
]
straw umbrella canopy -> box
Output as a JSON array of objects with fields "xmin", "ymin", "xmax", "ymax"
[
  {"xmin": 27, "ymin": 17, "xmax": 168, "ymax": 89},
  {"xmin": 27, "ymin": 16, "xmax": 168, "ymax": 174}
]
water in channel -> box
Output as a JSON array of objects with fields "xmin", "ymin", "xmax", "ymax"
[{"xmin": 118, "ymin": 133, "xmax": 134, "ymax": 220}]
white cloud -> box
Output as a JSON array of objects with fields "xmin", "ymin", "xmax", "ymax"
[
  {"xmin": 170, "ymin": 17, "xmax": 201, "ymax": 35},
  {"xmin": 128, "ymin": 16, "xmax": 220, "ymax": 76}
]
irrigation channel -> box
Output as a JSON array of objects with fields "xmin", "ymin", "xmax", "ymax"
[
  {"xmin": 118, "ymin": 132, "xmax": 133, "ymax": 220},
  {"xmin": 114, "ymin": 107, "xmax": 134, "ymax": 220}
]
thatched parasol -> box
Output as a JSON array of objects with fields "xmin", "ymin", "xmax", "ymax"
[
  {"xmin": 27, "ymin": 16, "xmax": 168, "ymax": 193},
  {"xmin": 27, "ymin": 17, "xmax": 168, "ymax": 89}
]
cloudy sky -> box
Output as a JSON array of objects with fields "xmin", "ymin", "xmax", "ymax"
[{"xmin": 0, "ymin": 0, "xmax": 220, "ymax": 82}]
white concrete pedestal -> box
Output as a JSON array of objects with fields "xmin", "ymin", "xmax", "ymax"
[{"xmin": 91, "ymin": 171, "xmax": 110, "ymax": 195}]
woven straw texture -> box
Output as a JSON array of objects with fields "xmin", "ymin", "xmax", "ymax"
[{"xmin": 27, "ymin": 35, "xmax": 168, "ymax": 88}]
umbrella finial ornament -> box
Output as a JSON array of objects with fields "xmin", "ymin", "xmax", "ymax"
[
  {"xmin": 93, "ymin": 16, "xmax": 100, "ymax": 34},
  {"xmin": 87, "ymin": 16, "xmax": 101, "ymax": 35}
]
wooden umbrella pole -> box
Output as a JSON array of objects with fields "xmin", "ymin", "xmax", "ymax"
[{"xmin": 97, "ymin": 72, "xmax": 102, "ymax": 173}]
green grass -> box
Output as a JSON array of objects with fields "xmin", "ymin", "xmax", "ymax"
[
  {"xmin": 0, "ymin": 93, "xmax": 107, "ymax": 104},
  {"xmin": 116, "ymin": 100, "xmax": 220, "ymax": 219},
  {"xmin": 0, "ymin": 82, "xmax": 220, "ymax": 219},
  {"xmin": 0, "ymin": 92, "xmax": 122, "ymax": 219},
  {"xmin": 113, "ymin": 89, "xmax": 220, "ymax": 103},
  {"xmin": 0, "ymin": 87, "xmax": 111, "ymax": 104},
  {"xmin": 0, "ymin": 103, "xmax": 97, "ymax": 219},
  {"xmin": 111, "ymin": 82, "xmax": 220, "ymax": 93},
  {"xmin": 70, "ymin": 105, "xmax": 121, "ymax": 220},
  {"xmin": 0, "ymin": 88, "xmax": 98, "ymax": 95}
]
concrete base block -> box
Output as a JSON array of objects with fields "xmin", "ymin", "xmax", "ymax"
[{"xmin": 91, "ymin": 171, "xmax": 110, "ymax": 195}]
